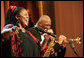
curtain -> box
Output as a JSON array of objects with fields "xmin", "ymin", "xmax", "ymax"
[{"xmin": 1, "ymin": 1, "xmax": 83, "ymax": 57}]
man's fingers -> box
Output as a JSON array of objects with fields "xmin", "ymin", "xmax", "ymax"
[
  {"xmin": 48, "ymin": 29, "xmax": 53, "ymax": 33},
  {"xmin": 59, "ymin": 35, "xmax": 67, "ymax": 40},
  {"xmin": 50, "ymin": 48, "xmax": 55, "ymax": 55}
]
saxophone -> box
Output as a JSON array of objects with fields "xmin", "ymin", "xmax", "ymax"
[
  {"xmin": 42, "ymin": 36, "xmax": 81, "ymax": 57},
  {"xmin": 42, "ymin": 36, "xmax": 56, "ymax": 57}
]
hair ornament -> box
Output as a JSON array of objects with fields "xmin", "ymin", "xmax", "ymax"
[{"xmin": 10, "ymin": 6, "xmax": 17, "ymax": 13}]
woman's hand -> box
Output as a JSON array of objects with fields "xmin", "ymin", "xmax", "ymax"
[{"xmin": 1, "ymin": 26, "xmax": 20, "ymax": 40}]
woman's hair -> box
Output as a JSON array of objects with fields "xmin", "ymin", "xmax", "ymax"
[{"xmin": 5, "ymin": 6, "xmax": 25, "ymax": 26}]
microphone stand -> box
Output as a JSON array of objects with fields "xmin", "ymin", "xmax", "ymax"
[
  {"xmin": 34, "ymin": 26, "xmax": 56, "ymax": 38},
  {"xmin": 69, "ymin": 41, "xmax": 79, "ymax": 57}
]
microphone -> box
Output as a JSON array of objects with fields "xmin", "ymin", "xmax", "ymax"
[
  {"xmin": 69, "ymin": 41, "xmax": 79, "ymax": 57},
  {"xmin": 34, "ymin": 27, "xmax": 56, "ymax": 38}
]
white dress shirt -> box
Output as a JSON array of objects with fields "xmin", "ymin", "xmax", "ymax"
[{"xmin": 40, "ymin": 33, "xmax": 47, "ymax": 44}]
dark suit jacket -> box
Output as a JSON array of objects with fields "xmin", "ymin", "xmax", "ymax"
[{"xmin": 28, "ymin": 27, "xmax": 66, "ymax": 57}]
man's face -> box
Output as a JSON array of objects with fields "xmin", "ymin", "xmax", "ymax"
[
  {"xmin": 17, "ymin": 9, "xmax": 29, "ymax": 27},
  {"xmin": 39, "ymin": 19, "xmax": 51, "ymax": 30}
]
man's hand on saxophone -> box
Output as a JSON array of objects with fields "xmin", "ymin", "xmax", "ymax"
[{"xmin": 42, "ymin": 29, "xmax": 68, "ymax": 55}]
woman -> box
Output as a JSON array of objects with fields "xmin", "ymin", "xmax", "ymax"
[{"xmin": 1, "ymin": 6, "xmax": 41, "ymax": 57}]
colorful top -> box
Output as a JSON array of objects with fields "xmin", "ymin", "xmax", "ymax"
[{"xmin": 1, "ymin": 24, "xmax": 41, "ymax": 57}]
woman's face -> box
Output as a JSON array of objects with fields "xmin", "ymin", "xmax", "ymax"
[{"xmin": 16, "ymin": 9, "xmax": 29, "ymax": 27}]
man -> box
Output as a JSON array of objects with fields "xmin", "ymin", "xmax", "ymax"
[{"xmin": 28, "ymin": 15, "xmax": 68, "ymax": 57}]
